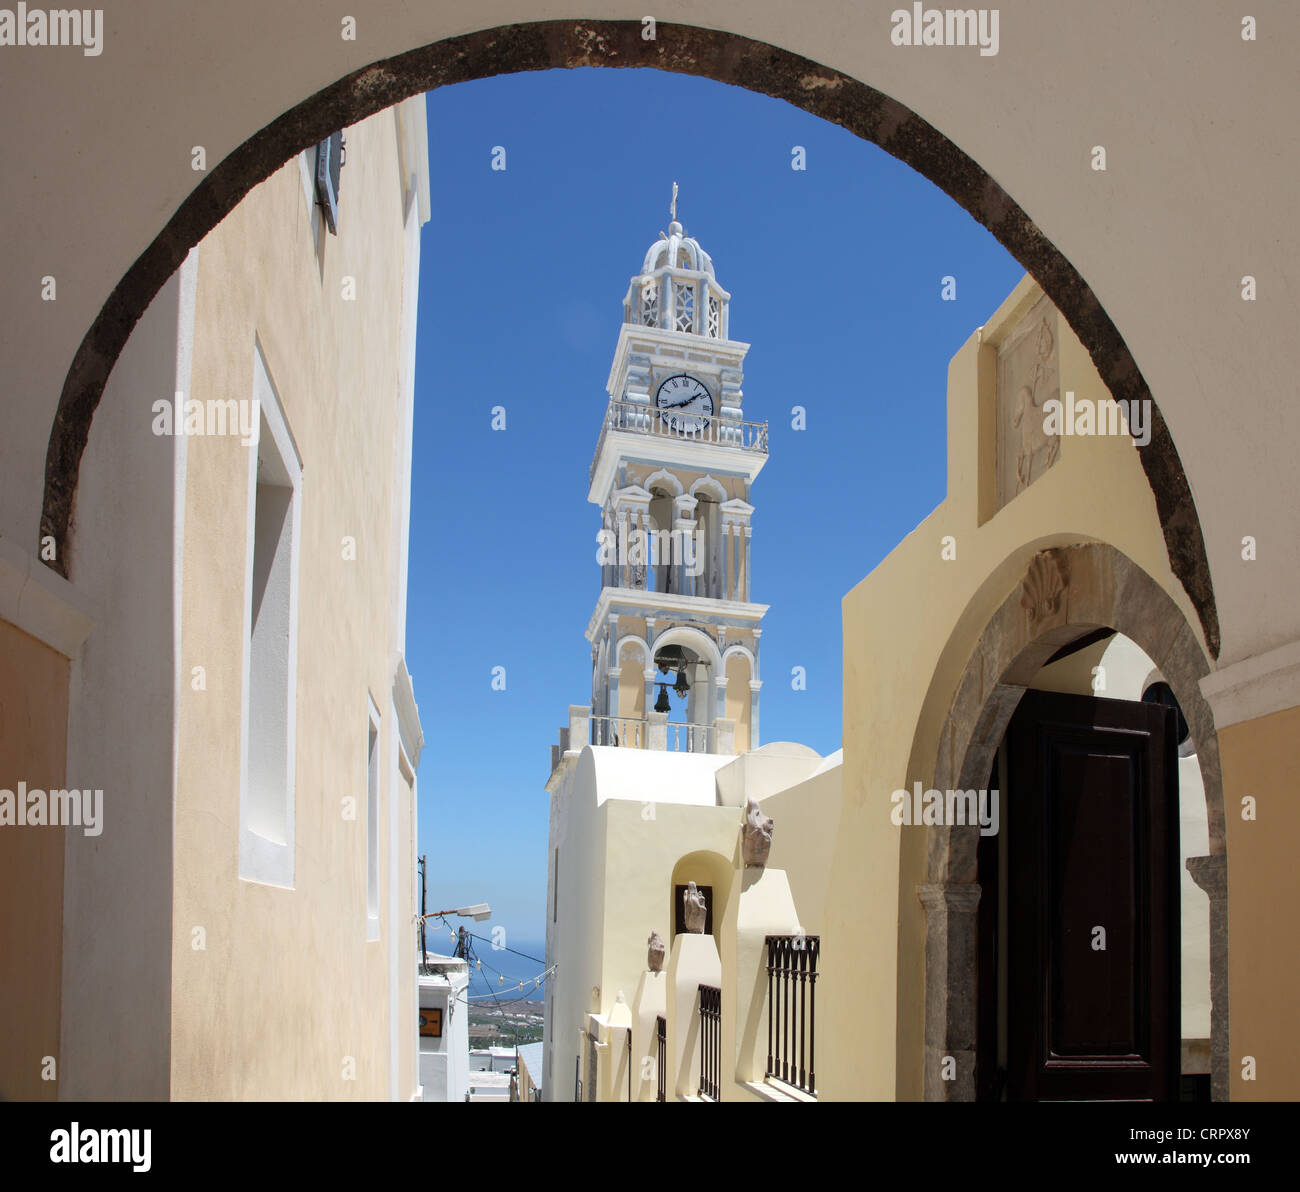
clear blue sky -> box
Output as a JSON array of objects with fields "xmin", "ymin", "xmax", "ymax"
[{"xmin": 406, "ymin": 67, "xmax": 1023, "ymax": 948}]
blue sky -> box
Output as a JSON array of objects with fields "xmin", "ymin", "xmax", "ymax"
[{"xmin": 406, "ymin": 67, "xmax": 1023, "ymax": 948}]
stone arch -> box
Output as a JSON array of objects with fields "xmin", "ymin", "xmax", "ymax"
[
  {"xmin": 914, "ymin": 541, "xmax": 1228, "ymax": 1102},
  {"xmin": 36, "ymin": 20, "xmax": 1217, "ymax": 658},
  {"xmin": 669, "ymin": 848, "xmax": 735, "ymax": 940}
]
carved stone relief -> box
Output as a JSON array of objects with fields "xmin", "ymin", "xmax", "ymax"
[{"xmin": 997, "ymin": 293, "xmax": 1060, "ymax": 509}]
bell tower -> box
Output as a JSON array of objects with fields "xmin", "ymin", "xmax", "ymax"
[{"xmin": 586, "ymin": 189, "xmax": 769, "ymax": 755}]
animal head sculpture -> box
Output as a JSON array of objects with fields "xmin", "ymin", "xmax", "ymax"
[
  {"xmin": 647, "ymin": 930, "xmax": 666, "ymax": 972},
  {"xmin": 742, "ymin": 796, "xmax": 774, "ymax": 867}
]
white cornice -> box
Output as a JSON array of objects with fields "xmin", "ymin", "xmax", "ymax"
[
  {"xmin": 605, "ymin": 322, "xmax": 750, "ymax": 396},
  {"xmin": 585, "ymin": 586, "xmax": 768, "ymax": 642},
  {"xmin": 392, "ymin": 655, "xmax": 425, "ymax": 769},
  {"xmin": 1199, "ymin": 638, "xmax": 1300, "ymax": 729},
  {"xmin": 589, "ymin": 432, "xmax": 767, "ymax": 505},
  {"xmin": 0, "ymin": 537, "xmax": 96, "ymax": 659}
]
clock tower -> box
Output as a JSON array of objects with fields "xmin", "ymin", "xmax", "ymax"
[{"xmin": 585, "ymin": 194, "xmax": 769, "ymax": 755}]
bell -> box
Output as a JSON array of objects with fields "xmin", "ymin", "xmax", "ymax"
[
  {"xmin": 674, "ymin": 666, "xmax": 690, "ymax": 697},
  {"xmin": 654, "ymin": 684, "xmax": 672, "ymax": 714}
]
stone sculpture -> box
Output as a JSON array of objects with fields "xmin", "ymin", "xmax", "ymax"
[
  {"xmin": 647, "ymin": 929, "xmax": 666, "ymax": 972},
  {"xmin": 682, "ymin": 881, "xmax": 707, "ymax": 933},
  {"xmin": 742, "ymin": 796, "xmax": 774, "ymax": 867}
]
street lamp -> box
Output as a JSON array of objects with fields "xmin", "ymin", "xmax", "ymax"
[{"xmin": 431, "ymin": 903, "xmax": 492, "ymax": 922}]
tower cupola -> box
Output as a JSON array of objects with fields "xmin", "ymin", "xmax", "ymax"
[{"xmin": 622, "ymin": 187, "xmax": 730, "ymax": 340}]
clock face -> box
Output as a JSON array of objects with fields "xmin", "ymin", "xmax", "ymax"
[{"xmin": 654, "ymin": 374, "xmax": 714, "ymax": 435}]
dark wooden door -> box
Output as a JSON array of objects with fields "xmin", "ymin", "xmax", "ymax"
[{"xmin": 1003, "ymin": 689, "xmax": 1179, "ymax": 1101}]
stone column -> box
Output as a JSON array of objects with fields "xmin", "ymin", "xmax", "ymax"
[
  {"xmin": 723, "ymin": 521, "xmax": 734, "ymax": 600},
  {"xmin": 568, "ymin": 705, "xmax": 591, "ymax": 752},
  {"xmin": 918, "ymin": 881, "xmax": 982, "ymax": 1102},
  {"xmin": 748, "ymin": 680, "xmax": 762, "ymax": 749},
  {"xmin": 741, "ymin": 524, "xmax": 752, "ymax": 602},
  {"xmin": 1187, "ymin": 854, "xmax": 1230, "ymax": 1102},
  {"xmin": 646, "ymin": 710, "xmax": 668, "ymax": 751},
  {"xmin": 618, "ymin": 509, "xmax": 629, "ymax": 588},
  {"xmin": 605, "ymin": 668, "xmax": 621, "ymax": 746},
  {"xmin": 712, "ymin": 675, "xmax": 730, "ymax": 756}
]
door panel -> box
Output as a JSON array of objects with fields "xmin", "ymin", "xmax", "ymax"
[{"xmin": 1004, "ymin": 689, "xmax": 1179, "ymax": 1101}]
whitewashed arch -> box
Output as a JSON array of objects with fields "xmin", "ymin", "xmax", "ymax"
[
  {"xmin": 722, "ymin": 642, "xmax": 757, "ymax": 678},
  {"xmin": 644, "ymin": 468, "xmax": 685, "ymax": 497},
  {"xmin": 614, "ymin": 634, "xmax": 652, "ymax": 671},
  {"xmin": 651, "ymin": 624, "xmax": 723, "ymax": 676},
  {"xmin": 690, "ymin": 475, "xmax": 726, "ymax": 503}
]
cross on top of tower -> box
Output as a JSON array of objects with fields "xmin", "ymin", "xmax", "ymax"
[{"xmin": 670, "ymin": 181, "xmax": 678, "ymax": 222}]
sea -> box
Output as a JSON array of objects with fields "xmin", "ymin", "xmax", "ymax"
[{"xmin": 454, "ymin": 936, "xmax": 548, "ymax": 1005}]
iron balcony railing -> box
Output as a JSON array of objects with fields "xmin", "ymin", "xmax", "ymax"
[
  {"xmin": 765, "ymin": 934, "xmax": 820, "ymax": 1097},
  {"xmin": 698, "ymin": 984, "xmax": 721, "ymax": 1100},
  {"xmin": 656, "ymin": 1015, "xmax": 667, "ymax": 1102},
  {"xmin": 591, "ymin": 398, "xmax": 769, "ymax": 481}
]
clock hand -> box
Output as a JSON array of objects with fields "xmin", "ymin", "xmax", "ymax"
[{"xmin": 663, "ymin": 395, "xmax": 699, "ymax": 409}]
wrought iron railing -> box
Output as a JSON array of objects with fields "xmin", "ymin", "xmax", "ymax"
[
  {"xmin": 656, "ymin": 1015, "xmax": 667, "ymax": 1102},
  {"xmin": 698, "ymin": 984, "xmax": 721, "ymax": 1100},
  {"xmin": 591, "ymin": 398, "xmax": 769, "ymax": 480},
  {"xmin": 765, "ymin": 934, "xmax": 820, "ymax": 1096}
]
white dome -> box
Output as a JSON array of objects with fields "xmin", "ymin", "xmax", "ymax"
[
  {"xmin": 640, "ymin": 220, "xmax": 717, "ymax": 279},
  {"xmin": 623, "ymin": 210, "xmax": 730, "ymax": 338}
]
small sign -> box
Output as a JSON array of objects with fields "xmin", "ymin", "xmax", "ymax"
[{"xmin": 419, "ymin": 1007, "xmax": 443, "ymax": 1038}]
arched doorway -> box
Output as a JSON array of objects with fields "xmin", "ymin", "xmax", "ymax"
[{"xmin": 917, "ymin": 542, "xmax": 1227, "ymax": 1101}]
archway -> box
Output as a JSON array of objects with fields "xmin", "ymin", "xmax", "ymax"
[
  {"xmin": 915, "ymin": 542, "xmax": 1228, "ymax": 1101},
  {"xmin": 38, "ymin": 19, "xmax": 1218, "ymax": 662}
]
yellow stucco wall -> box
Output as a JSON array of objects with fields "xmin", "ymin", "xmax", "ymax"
[
  {"xmin": 831, "ymin": 275, "xmax": 1210, "ymax": 1101},
  {"xmin": 0, "ymin": 623, "xmax": 69, "ymax": 1101},
  {"xmin": 1219, "ymin": 704, "xmax": 1300, "ymax": 1100},
  {"xmin": 170, "ymin": 106, "xmax": 415, "ymax": 1098}
]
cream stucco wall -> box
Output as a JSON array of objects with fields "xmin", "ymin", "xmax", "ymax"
[
  {"xmin": 545, "ymin": 741, "xmax": 843, "ymax": 1101},
  {"xmin": 170, "ymin": 100, "xmax": 424, "ymax": 1099},
  {"xmin": 1218, "ymin": 704, "xmax": 1300, "ymax": 1101},
  {"xmin": 832, "ymin": 275, "xmax": 1214, "ymax": 1101},
  {"xmin": 0, "ymin": 624, "xmax": 70, "ymax": 1101}
]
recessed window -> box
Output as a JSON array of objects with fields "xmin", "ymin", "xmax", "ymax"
[{"xmin": 239, "ymin": 345, "xmax": 302, "ymax": 888}]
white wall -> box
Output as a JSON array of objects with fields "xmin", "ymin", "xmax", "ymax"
[
  {"xmin": 60, "ymin": 248, "xmax": 198, "ymax": 1099},
  {"xmin": 419, "ymin": 971, "xmax": 469, "ymax": 1102}
]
